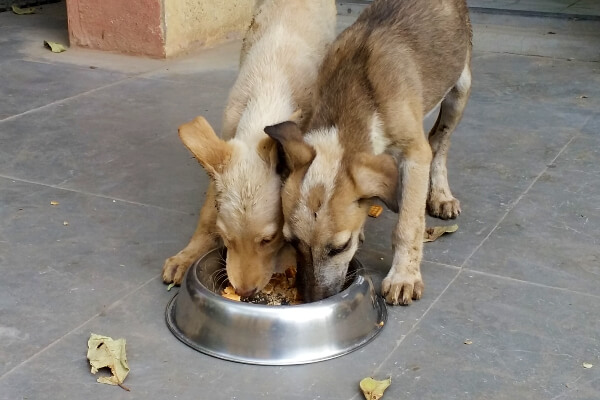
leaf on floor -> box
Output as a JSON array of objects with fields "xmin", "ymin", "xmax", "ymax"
[
  {"xmin": 360, "ymin": 377, "xmax": 391, "ymax": 400},
  {"xmin": 87, "ymin": 334, "xmax": 130, "ymax": 388},
  {"xmin": 44, "ymin": 41, "xmax": 67, "ymax": 53},
  {"xmin": 423, "ymin": 224, "xmax": 458, "ymax": 242},
  {"xmin": 12, "ymin": 5, "xmax": 37, "ymax": 14}
]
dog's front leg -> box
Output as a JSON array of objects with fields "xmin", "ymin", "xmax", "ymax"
[
  {"xmin": 383, "ymin": 135, "xmax": 432, "ymax": 305},
  {"xmin": 162, "ymin": 181, "xmax": 220, "ymax": 284}
]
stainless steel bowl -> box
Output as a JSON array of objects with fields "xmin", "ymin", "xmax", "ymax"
[{"xmin": 165, "ymin": 248, "xmax": 387, "ymax": 365}]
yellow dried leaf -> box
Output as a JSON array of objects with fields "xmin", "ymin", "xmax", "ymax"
[
  {"xmin": 87, "ymin": 334, "xmax": 130, "ymax": 386},
  {"xmin": 423, "ymin": 224, "xmax": 458, "ymax": 242},
  {"xmin": 360, "ymin": 377, "xmax": 391, "ymax": 400},
  {"xmin": 44, "ymin": 41, "xmax": 67, "ymax": 53},
  {"xmin": 12, "ymin": 5, "xmax": 36, "ymax": 14}
]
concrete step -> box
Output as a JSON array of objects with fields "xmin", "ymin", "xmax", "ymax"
[{"xmin": 336, "ymin": 1, "xmax": 600, "ymax": 61}]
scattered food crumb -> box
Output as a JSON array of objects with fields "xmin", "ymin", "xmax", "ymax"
[
  {"xmin": 50, "ymin": 201, "xmax": 59, "ymax": 206},
  {"xmin": 579, "ymin": 95, "xmax": 588, "ymax": 99},
  {"xmin": 547, "ymin": 31, "xmax": 556, "ymax": 34},
  {"xmin": 377, "ymin": 321, "xmax": 385, "ymax": 327},
  {"xmin": 87, "ymin": 334, "xmax": 130, "ymax": 388},
  {"xmin": 359, "ymin": 377, "xmax": 391, "ymax": 400},
  {"xmin": 583, "ymin": 362, "xmax": 593, "ymax": 369},
  {"xmin": 464, "ymin": 339, "xmax": 473, "ymax": 345},
  {"xmin": 89, "ymin": 66, "xmax": 98, "ymax": 69},
  {"xmin": 222, "ymin": 267, "xmax": 301, "ymax": 305},
  {"xmin": 167, "ymin": 282, "xmax": 176, "ymax": 291},
  {"xmin": 44, "ymin": 41, "xmax": 67, "ymax": 53},
  {"xmin": 368, "ymin": 205, "xmax": 384, "ymax": 218},
  {"xmin": 63, "ymin": 221, "xmax": 69, "ymax": 226}
]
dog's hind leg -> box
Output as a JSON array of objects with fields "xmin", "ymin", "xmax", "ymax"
[
  {"xmin": 426, "ymin": 62, "xmax": 471, "ymax": 220},
  {"xmin": 162, "ymin": 182, "xmax": 220, "ymax": 284}
]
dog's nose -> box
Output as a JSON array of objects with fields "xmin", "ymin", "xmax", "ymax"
[{"xmin": 236, "ymin": 287, "xmax": 257, "ymax": 298}]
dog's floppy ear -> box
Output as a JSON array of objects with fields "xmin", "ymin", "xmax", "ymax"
[
  {"xmin": 350, "ymin": 152, "xmax": 399, "ymax": 213},
  {"xmin": 264, "ymin": 121, "xmax": 315, "ymax": 171},
  {"xmin": 179, "ymin": 116, "xmax": 233, "ymax": 178}
]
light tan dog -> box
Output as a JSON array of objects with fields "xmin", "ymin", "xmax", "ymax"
[
  {"xmin": 162, "ymin": 0, "xmax": 336, "ymax": 296},
  {"xmin": 265, "ymin": 0, "xmax": 472, "ymax": 305}
]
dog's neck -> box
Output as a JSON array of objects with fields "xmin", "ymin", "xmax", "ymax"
[{"xmin": 235, "ymin": 67, "xmax": 296, "ymax": 146}]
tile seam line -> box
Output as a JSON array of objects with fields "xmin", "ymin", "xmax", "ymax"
[
  {"xmin": 0, "ymin": 174, "xmax": 191, "ymax": 215},
  {"xmin": 346, "ymin": 268, "xmax": 464, "ymax": 400},
  {"xmin": 464, "ymin": 268, "xmax": 600, "ymax": 299},
  {"xmin": 0, "ymin": 273, "xmax": 162, "ymax": 382},
  {"xmin": 459, "ymin": 130, "xmax": 582, "ymax": 269},
  {"xmin": 0, "ymin": 75, "xmax": 137, "ymax": 123}
]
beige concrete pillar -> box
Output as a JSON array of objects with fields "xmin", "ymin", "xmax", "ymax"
[{"xmin": 66, "ymin": 0, "xmax": 255, "ymax": 58}]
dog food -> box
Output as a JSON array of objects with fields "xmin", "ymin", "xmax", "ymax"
[
  {"xmin": 368, "ymin": 205, "xmax": 383, "ymax": 218},
  {"xmin": 221, "ymin": 267, "xmax": 302, "ymax": 305}
]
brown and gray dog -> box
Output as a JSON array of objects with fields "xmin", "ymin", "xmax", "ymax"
[{"xmin": 265, "ymin": 0, "xmax": 472, "ymax": 305}]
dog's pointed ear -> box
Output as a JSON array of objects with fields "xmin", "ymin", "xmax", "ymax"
[
  {"xmin": 351, "ymin": 152, "xmax": 399, "ymax": 213},
  {"xmin": 264, "ymin": 121, "xmax": 315, "ymax": 171},
  {"xmin": 179, "ymin": 116, "xmax": 233, "ymax": 178}
]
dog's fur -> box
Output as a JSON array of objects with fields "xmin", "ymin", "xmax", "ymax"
[
  {"xmin": 266, "ymin": 0, "xmax": 472, "ymax": 304},
  {"xmin": 162, "ymin": 0, "xmax": 336, "ymax": 296}
]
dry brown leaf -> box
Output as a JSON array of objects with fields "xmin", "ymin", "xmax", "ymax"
[
  {"xmin": 360, "ymin": 377, "xmax": 391, "ymax": 400},
  {"xmin": 44, "ymin": 41, "xmax": 67, "ymax": 53},
  {"xmin": 423, "ymin": 224, "xmax": 458, "ymax": 242},
  {"xmin": 12, "ymin": 5, "xmax": 36, "ymax": 14},
  {"xmin": 87, "ymin": 334, "xmax": 130, "ymax": 387}
]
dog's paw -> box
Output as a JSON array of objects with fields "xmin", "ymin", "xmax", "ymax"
[
  {"xmin": 382, "ymin": 270, "xmax": 424, "ymax": 306},
  {"xmin": 427, "ymin": 195, "xmax": 461, "ymax": 220},
  {"xmin": 162, "ymin": 252, "xmax": 195, "ymax": 285}
]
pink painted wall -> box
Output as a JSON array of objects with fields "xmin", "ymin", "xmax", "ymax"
[{"xmin": 66, "ymin": 0, "xmax": 166, "ymax": 58}]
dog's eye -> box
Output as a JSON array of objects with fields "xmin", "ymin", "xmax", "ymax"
[
  {"xmin": 327, "ymin": 238, "xmax": 352, "ymax": 258},
  {"xmin": 260, "ymin": 236, "xmax": 275, "ymax": 246}
]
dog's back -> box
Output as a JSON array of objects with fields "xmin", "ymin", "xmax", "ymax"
[
  {"xmin": 312, "ymin": 0, "xmax": 471, "ymax": 133},
  {"xmin": 222, "ymin": 0, "xmax": 337, "ymax": 139}
]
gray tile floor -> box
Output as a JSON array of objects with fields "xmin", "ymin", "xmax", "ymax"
[{"xmin": 1, "ymin": 3, "xmax": 599, "ymax": 400}]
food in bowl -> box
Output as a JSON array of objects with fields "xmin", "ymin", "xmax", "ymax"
[{"xmin": 221, "ymin": 267, "xmax": 302, "ymax": 305}]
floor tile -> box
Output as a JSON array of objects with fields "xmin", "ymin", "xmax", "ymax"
[
  {"xmin": 0, "ymin": 177, "xmax": 193, "ymax": 376},
  {"xmin": 0, "ymin": 74, "xmax": 234, "ymax": 194},
  {"xmin": 0, "ymin": 59, "xmax": 126, "ymax": 119},
  {"xmin": 374, "ymin": 271, "xmax": 600, "ymax": 399},
  {"xmin": 464, "ymin": 134, "xmax": 600, "ymax": 295},
  {"xmin": 0, "ymin": 262, "xmax": 459, "ymax": 399}
]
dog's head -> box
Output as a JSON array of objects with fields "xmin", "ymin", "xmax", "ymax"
[
  {"xmin": 265, "ymin": 121, "xmax": 398, "ymax": 301},
  {"xmin": 179, "ymin": 116, "xmax": 285, "ymax": 297}
]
